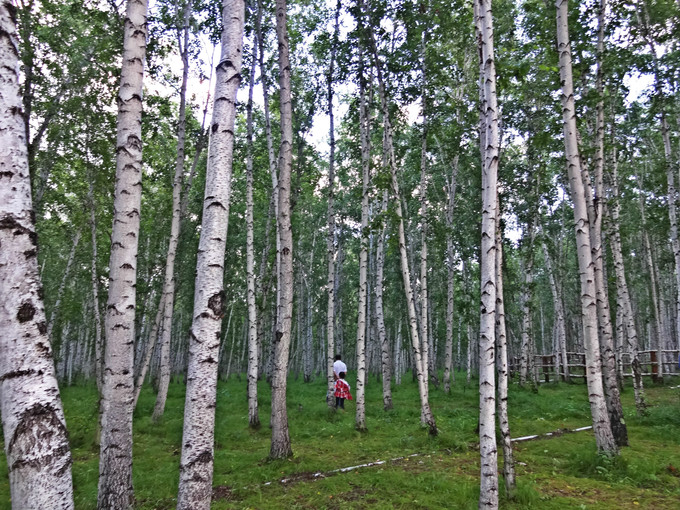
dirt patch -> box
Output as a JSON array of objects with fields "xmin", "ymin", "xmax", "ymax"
[{"xmin": 212, "ymin": 485, "xmax": 235, "ymax": 502}]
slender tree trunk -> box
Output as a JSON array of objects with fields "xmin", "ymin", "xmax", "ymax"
[
  {"xmin": 176, "ymin": 0, "xmax": 244, "ymax": 506},
  {"xmin": 555, "ymin": 0, "xmax": 617, "ymax": 455},
  {"xmin": 326, "ymin": 0, "xmax": 340, "ymax": 408},
  {"xmin": 376, "ymin": 190, "xmax": 393, "ymax": 410},
  {"xmin": 98, "ymin": 1, "xmax": 148, "ymax": 506},
  {"xmin": 47, "ymin": 229, "xmax": 81, "ymax": 338},
  {"xmin": 153, "ymin": 1, "xmax": 191, "ymax": 423},
  {"xmin": 87, "ymin": 171, "xmax": 104, "ymax": 393},
  {"xmin": 246, "ymin": 18, "xmax": 260, "ymax": 429},
  {"xmin": 354, "ymin": 43, "xmax": 370, "ymax": 432},
  {"xmin": 496, "ymin": 221, "xmax": 515, "ymax": 497},
  {"xmin": 542, "ymin": 239, "xmax": 569, "ymax": 382},
  {"xmin": 608, "ymin": 152, "xmax": 646, "ymax": 414},
  {"xmin": 269, "ymin": 0, "xmax": 295, "ymax": 459},
  {"xmin": 476, "ymin": 0, "xmax": 500, "ymax": 503},
  {"xmin": 588, "ymin": 0, "xmax": 627, "ymax": 446},
  {"xmin": 0, "ymin": 5, "xmax": 74, "ymax": 504},
  {"xmin": 366, "ymin": 10, "xmax": 437, "ymax": 435},
  {"xmin": 133, "ymin": 294, "xmax": 163, "ymax": 408}
]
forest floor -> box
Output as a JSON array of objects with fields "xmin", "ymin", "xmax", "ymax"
[{"xmin": 0, "ymin": 371, "xmax": 679, "ymax": 509}]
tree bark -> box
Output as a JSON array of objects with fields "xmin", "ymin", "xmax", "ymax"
[
  {"xmin": 354, "ymin": 42, "xmax": 370, "ymax": 432},
  {"xmin": 366, "ymin": 7, "xmax": 437, "ymax": 435},
  {"xmin": 555, "ymin": 0, "xmax": 617, "ymax": 455},
  {"xmin": 98, "ymin": 0, "xmax": 148, "ymax": 506},
  {"xmin": 47, "ymin": 229, "xmax": 81, "ymax": 339},
  {"xmin": 246, "ymin": 15, "xmax": 260, "ymax": 428},
  {"xmin": 376, "ymin": 190, "xmax": 393, "ymax": 410},
  {"xmin": 269, "ymin": 0, "xmax": 294, "ymax": 460},
  {"xmin": 326, "ymin": 0, "xmax": 340, "ymax": 409},
  {"xmin": 0, "ymin": 4, "xmax": 74, "ymax": 505},
  {"xmin": 476, "ymin": 0, "xmax": 500, "ymax": 503},
  {"xmin": 153, "ymin": 0, "xmax": 191, "ymax": 423},
  {"xmin": 176, "ymin": 0, "xmax": 244, "ymax": 506}
]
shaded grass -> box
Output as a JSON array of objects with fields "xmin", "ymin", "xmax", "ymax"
[{"xmin": 0, "ymin": 373, "xmax": 678, "ymax": 508}]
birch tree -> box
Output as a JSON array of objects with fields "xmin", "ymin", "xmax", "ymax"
[
  {"xmin": 98, "ymin": 0, "xmax": 148, "ymax": 507},
  {"xmin": 475, "ymin": 0, "xmax": 500, "ymax": 504},
  {"xmin": 270, "ymin": 0, "xmax": 295, "ymax": 459},
  {"xmin": 555, "ymin": 0, "xmax": 617, "ymax": 455},
  {"xmin": 0, "ymin": 3, "xmax": 74, "ymax": 506},
  {"xmin": 176, "ymin": 0, "xmax": 245, "ymax": 506}
]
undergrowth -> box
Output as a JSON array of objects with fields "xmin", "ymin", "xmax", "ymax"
[{"xmin": 0, "ymin": 373, "xmax": 678, "ymax": 508}]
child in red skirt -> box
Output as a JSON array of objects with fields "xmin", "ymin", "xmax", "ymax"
[{"xmin": 334, "ymin": 371, "xmax": 353, "ymax": 409}]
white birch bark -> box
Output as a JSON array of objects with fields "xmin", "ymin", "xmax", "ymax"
[
  {"xmin": 133, "ymin": 294, "xmax": 162, "ymax": 408},
  {"xmin": 98, "ymin": 0, "xmax": 148, "ymax": 506},
  {"xmin": 0, "ymin": 5, "xmax": 74, "ymax": 505},
  {"xmin": 269, "ymin": 0, "xmax": 294, "ymax": 459},
  {"xmin": 87, "ymin": 173, "xmax": 104, "ymax": 393},
  {"xmin": 366, "ymin": 13, "xmax": 437, "ymax": 435},
  {"xmin": 608, "ymin": 153, "xmax": 646, "ymax": 413},
  {"xmin": 326, "ymin": 0, "xmax": 340, "ymax": 408},
  {"xmin": 354, "ymin": 43, "xmax": 370, "ymax": 432},
  {"xmin": 541, "ymin": 239, "xmax": 569, "ymax": 382},
  {"xmin": 476, "ymin": 0, "xmax": 499, "ymax": 503},
  {"xmin": 153, "ymin": 1, "xmax": 191, "ymax": 423},
  {"xmin": 176, "ymin": 0, "xmax": 244, "ymax": 506},
  {"xmin": 555, "ymin": 0, "xmax": 617, "ymax": 455},
  {"xmin": 495, "ymin": 221, "xmax": 515, "ymax": 496},
  {"xmin": 246, "ymin": 19, "xmax": 260, "ymax": 428},
  {"xmin": 376, "ymin": 190, "xmax": 393, "ymax": 410}
]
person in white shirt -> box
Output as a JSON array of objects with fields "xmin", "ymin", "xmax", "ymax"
[{"xmin": 333, "ymin": 354, "xmax": 347, "ymax": 381}]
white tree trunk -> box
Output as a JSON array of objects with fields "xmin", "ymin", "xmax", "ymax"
[
  {"xmin": 442, "ymin": 146, "xmax": 459, "ymax": 393},
  {"xmin": 0, "ymin": 5, "xmax": 74, "ymax": 504},
  {"xmin": 376, "ymin": 191, "xmax": 393, "ymax": 410},
  {"xmin": 326, "ymin": 0, "xmax": 340, "ymax": 408},
  {"xmin": 87, "ymin": 174, "xmax": 104, "ymax": 393},
  {"xmin": 542, "ymin": 239, "xmax": 569, "ymax": 382},
  {"xmin": 98, "ymin": 1, "xmax": 148, "ymax": 506},
  {"xmin": 133, "ymin": 293, "xmax": 162, "ymax": 408},
  {"xmin": 364, "ymin": 7, "xmax": 437, "ymax": 434},
  {"xmin": 246, "ymin": 17, "xmax": 260, "ymax": 428},
  {"xmin": 153, "ymin": 1, "xmax": 191, "ymax": 423},
  {"xmin": 176, "ymin": 0, "xmax": 244, "ymax": 506},
  {"xmin": 495, "ymin": 222, "xmax": 515, "ymax": 496},
  {"xmin": 354, "ymin": 43, "xmax": 370, "ymax": 432},
  {"xmin": 476, "ymin": 0, "xmax": 500, "ymax": 504},
  {"xmin": 270, "ymin": 0, "xmax": 295, "ymax": 460},
  {"xmin": 556, "ymin": 0, "xmax": 617, "ymax": 455},
  {"xmin": 47, "ymin": 229, "xmax": 81, "ymax": 339}
]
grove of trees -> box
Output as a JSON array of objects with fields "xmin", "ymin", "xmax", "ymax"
[{"xmin": 2, "ymin": 0, "xmax": 680, "ymax": 508}]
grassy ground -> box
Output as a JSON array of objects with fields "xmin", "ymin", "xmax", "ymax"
[{"xmin": 0, "ymin": 372, "xmax": 679, "ymax": 509}]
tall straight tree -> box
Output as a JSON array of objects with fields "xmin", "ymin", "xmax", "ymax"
[
  {"xmin": 355, "ymin": 42, "xmax": 370, "ymax": 433},
  {"xmin": 555, "ymin": 0, "xmax": 617, "ymax": 455},
  {"xmin": 365, "ymin": 2, "xmax": 437, "ymax": 435},
  {"xmin": 153, "ymin": 0, "xmax": 192, "ymax": 423},
  {"xmin": 326, "ymin": 0, "xmax": 340, "ymax": 410},
  {"xmin": 98, "ymin": 0, "xmax": 148, "ymax": 507},
  {"xmin": 246, "ymin": 19, "xmax": 260, "ymax": 429},
  {"xmin": 475, "ymin": 0, "xmax": 500, "ymax": 505},
  {"xmin": 176, "ymin": 0, "xmax": 245, "ymax": 506},
  {"xmin": 0, "ymin": 3, "xmax": 74, "ymax": 506},
  {"xmin": 270, "ymin": 0, "xmax": 295, "ymax": 459}
]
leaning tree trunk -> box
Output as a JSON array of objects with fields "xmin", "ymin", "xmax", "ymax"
[
  {"xmin": 366, "ymin": 10, "xmax": 437, "ymax": 435},
  {"xmin": 152, "ymin": 0, "xmax": 191, "ymax": 423},
  {"xmin": 495, "ymin": 218, "xmax": 515, "ymax": 497},
  {"xmin": 269, "ymin": 0, "xmax": 295, "ymax": 460},
  {"xmin": 87, "ymin": 170, "xmax": 104, "ymax": 393},
  {"xmin": 476, "ymin": 0, "xmax": 500, "ymax": 504},
  {"xmin": 246, "ymin": 20, "xmax": 260, "ymax": 429},
  {"xmin": 98, "ymin": 0, "xmax": 148, "ymax": 507},
  {"xmin": 442, "ymin": 144, "xmax": 459, "ymax": 393},
  {"xmin": 555, "ymin": 0, "xmax": 617, "ymax": 455},
  {"xmin": 176, "ymin": 0, "xmax": 245, "ymax": 507},
  {"xmin": 0, "ymin": 5, "xmax": 74, "ymax": 506},
  {"xmin": 47, "ymin": 229, "xmax": 81, "ymax": 339},
  {"xmin": 354, "ymin": 43, "xmax": 370, "ymax": 432}
]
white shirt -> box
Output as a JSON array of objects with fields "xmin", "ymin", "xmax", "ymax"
[{"xmin": 333, "ymin": 359, "xmax": 347, "ymax": 377}]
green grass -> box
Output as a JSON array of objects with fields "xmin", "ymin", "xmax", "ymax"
[{"xmin": 0, "ymin": 373, "xmax": 679, "ymax": 509}]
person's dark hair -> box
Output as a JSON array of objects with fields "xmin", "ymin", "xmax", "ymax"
[
  {"xmin": 335, "ymin": 354, "xmax": 342, "ymax": 361},
  {"xmin": 339, "ymin": 371, "xmax": 346, "ymax": 379}
]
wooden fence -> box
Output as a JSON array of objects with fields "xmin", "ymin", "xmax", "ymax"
[{"xmin": 510, "ymin": 350, "xmax": 680, "ymax": 384}]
